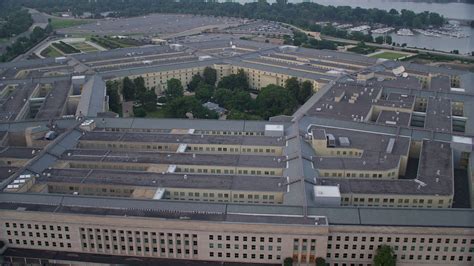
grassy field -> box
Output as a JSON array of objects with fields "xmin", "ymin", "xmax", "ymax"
[
  {"xmin": 50, "ymin": 18, "xmax": 93, "ymax": 30},
  {"xmin": 40, "ymin": 46, "xmax": 62, "ymax": 57},
  {"xmin": 371, "ymin": 51, "xmax": 409, "ymax": 60},
  {"xmin": 69, "ymin": 42, "xmax": 99, "ymax": 53}
]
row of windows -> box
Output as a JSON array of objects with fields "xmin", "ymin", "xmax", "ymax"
[
  {"xmin": 169, "ymin": 191, "xmax": 276, "ymax": 201},
  {"xmin": 321, "ymin": 171, "xmax": 395, "ymax": 179},
  {"xmin": 194, "ymin": 130, "xmax": 263, "ymax": 136},
  {"xmin": 340, "ymin": 196, "xmax": 450, "ymax": 208},
  {"xmin": 103, "ymin": 127, "xmax": 263, "ymax": 137},
  {"xmin": 6, "ymin": 230, "xmax": 70, "ymax": 240},
  {"xmin": 82, "ymin": 242, "xmax": 198, "ymax": 256},
  {"xmin": 69, "ymin": 162, "xmax": 147, "ymax": 171},
  {"xmin": 328, "ymin": 252, "xmax": 472, "ymax": 262},
  {"xmin": 105, "ymin": 128, "xmax": 169, "ymax": 133},
  {"xmin": 209, "ymin": 252, "xmax": 280, "ymax": 260},
  {"xmin": 329, "ymin": 235, "xmax": 474, "ymax": 245},
  {"xmin": 189, "ymin": 146, "xmax": 277, "ymax": 154},
  {"xmin": 329, "ymin": 243, "xmax": 474, "ymax": 253},
  {"xmin": 209, "ymin": 243, "xmax": 281, "ymax": 252},
  {"xmin": 80, "ymin": 228, "xmax": 199, "ymax": 257},
  {"xmin": 7, "ymin": 239, "xmax": 72, "ymax": 249},
  {"xmin": 208, "ymin": 235, "xmax": 282, "ymax": 243},
  {"xmin": 175, "ymin": 167, "xmax": 277, "ymax": 176},
  {"xmin": 5, "ymin": 223, "xmax": 69, "ymax": 232}
]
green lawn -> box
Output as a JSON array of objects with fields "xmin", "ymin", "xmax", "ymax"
[
  {"xmin": 40, "ymin": 46, "xmax": 62, "ymax": 57},
  {"xmin": 69, "ymin": 42, "xmax": 99, "ymax": 53},
  {"xmin": 371, "ymin": 51, "xmax": 408, "ymax": 60},
  {"xmin": 50, "ymin": 18, "xmax": 93, "ymax": 30},
  {"xmin": 145, "ymin": 109, "xmax": 167, "ymax": 118}
]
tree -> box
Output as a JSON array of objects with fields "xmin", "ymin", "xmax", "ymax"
[
  {"xmin": 106, "ymin": 80, "xmax": 121, "ymax": 114},
  {"xmin": 373, "ymin": 245, "xmax": 396, "ymax": 266},
  {"xmin": 165, "ymin": 96, "xmax": 218, "ymax": 119},
  {"xmin": 375, "ymin": 36, "xmax": 384, "ymax": 44},
  {"xmin": 217, "ymin": 69, "xmax": 249, "ymax": 91},
  {"xmin": 213, "ymin": 88, "xmax": 234, "ymax": 107},
  {"xmin": 122, "ymin": 77, "xmax": 136, "ymax": 101},
  {"xmin": 187, "ymin": 74, "xmax": 203, "ymax": 92},
  {"xmin": 235, "ymin": 69, "xmax": 249, "ymax": 90},
  {"xmin": 140, "ymin": 90, "xmax": 158, "ymax": 112},
  {"xmin": 165, "ymin": 78, "xmax": 184, "ymax": 101},
  {"xmin": 230, "ymin": 90, "xmax": 254, "ymax": 112},
  {"xmin": 283, "ymin": 257, "xmax": 293, "ymax": 266},
  {"xmin": 315, "ymin": 257, "xmax": 326, "ymax": 266},
  {"xmin": 285, "ymin": 77, "xmax": 300, "ymax": 101},
  {"xmin": 195, "ymin": 82, "xmax": 214, "ymax": 103},
  {"xmin": 133, "ymin": 107, "xmax": 146, "ymax": 117},
  {"xmin": 256, "ymin": 84, "xmax": 297, "ymax": 119},
  {"xmin": 299, "ymin": 80, "xmax": 313, "ymax": 104},
  {"xmin": 134, "ymin": 77, "xmax": 146, "ymax": 93},
  {"xmin": 203, "ymin": 67, "xmax": 217, "ymax": 86}
]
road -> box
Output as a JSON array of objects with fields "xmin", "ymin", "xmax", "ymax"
[
  {"xmin": 321, "ymin": 35, "xmax": 473, "ymax": 60},
  {"xmin": 282, "ymin": 22, "xmax": 473, "ymax": 60}
]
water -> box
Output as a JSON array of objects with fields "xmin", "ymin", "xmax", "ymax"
[{"xmin": 230, "ymin": 0, "xmax": 474, "ymax": 54}]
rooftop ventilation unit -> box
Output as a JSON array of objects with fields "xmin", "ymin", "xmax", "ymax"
[
  {"xmin": 338, "ymin": 137, "xmax": 350, "ymax": 147},
  {"xmin": 176, "ymin": 144, "xmax": 187, "ymax": 153},
  {"xmin": 386, "ymin": 138, "xmax": 396, "ymax": 154},
  {"xmin": 326, "ymin": 134, "xmax": 336, "ymax": 147}
]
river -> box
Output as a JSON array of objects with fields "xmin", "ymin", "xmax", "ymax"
[{"xmin": 230, "ymin": 0, "xmax": 474, "ymax": 54}]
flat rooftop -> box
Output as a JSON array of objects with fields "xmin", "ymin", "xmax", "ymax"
[
  {"xmin": 35, "ymin": 80, "xmax": 71, "ymax": 120},
  {"xmin": 80, "ymin": 130, "xmax": 285, "ymax": 146},
  {"xmin": 316, "ymin": 139, "xmax": 453, "ymax": 196},
  {"xmin": 311, "ymin": 126, "xmax": 411, "ymax": 156},
  {"xmin": 39, "ymin": 168, "xmax": 288, "ymax": 192},
  {"xmin": 376, "ymin": 110, "xmax": 411, "ymax": 127},
  {"xmin": 61, "ymin": 149, "xmax": 287, "ymax": 169},
  {"xmin": 307, "ymin": 81, "xmax": 382, "ymax": 120},
  {"xmin": 424, "ymin": 97, "xmax": 452, "ymax": 133}
]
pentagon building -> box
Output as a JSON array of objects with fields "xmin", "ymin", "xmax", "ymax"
[{"xmin": 0, "ymin": 37, "xmax": 473, "ymax": 265}]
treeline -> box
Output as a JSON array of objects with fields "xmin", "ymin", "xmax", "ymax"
[
  {"xmin": 0, "ymin": 9, "xmax": 33, "ymax": 38},
  {"xmin": 0, "ymin": 25, "xmax": 52, "ymax": 62},
  {"xmin": 14, "ymin": 0, "xmax": 445, "ymax": 28}
]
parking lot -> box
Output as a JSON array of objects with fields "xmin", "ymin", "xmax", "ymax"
[{"xmin": 58, "ymin": 13, "xmax": 245, "ymax": 37}]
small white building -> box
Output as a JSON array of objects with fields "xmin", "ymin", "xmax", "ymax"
[
  {"xmin": 264, "ymin": 124, "xmax": 284, "ymax": 137},
  {"xmin": 314, "ymin": 185, "xmax": 341, "ymax": 207}
]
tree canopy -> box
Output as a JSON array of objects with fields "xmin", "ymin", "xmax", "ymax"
[
  {"xmin": 106, "ymin": 80, "xmax": 121, "ymax": 114},
  {"xmin": 122, "ymin": 77, "xmax": 136, "ymax": 101},
  {"xmin": 374, "ymin": 245, "xmax": 396, "ymax": 266},
  {"xmin": 285, "ymin": 77, "xmax": 313, "ymax": 104},
  {"xmin": 0, "ymin": 9, "xmax": 33, "ymax": 38},
  {"xmin": 256, "ymin": 84, "xmax": 297, "ymax": 119},
  {"xmin": 315, "ymin": 257, "xmax": 326, "ymax": 266},
  {"xmin": 217, "ymin": 69, "xmax": 249, "ymax": 91},
  {"xmin": 165, "ymin": 78, "xmax": 184, "ymax": 101},
  {"xmin": 13, "ymin": 0, "xmax": 445, "ymax": 28},
  {"xmin": 165, "ymin": 96, "xmax": 218, "ymax": 119},
  {"xmin": 203, "ymin": 67, "xmax": 217, "ymax": 86}
]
